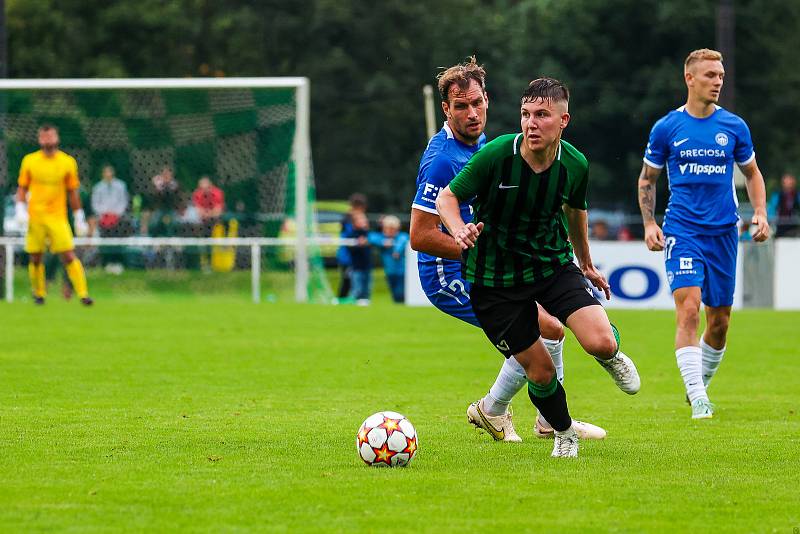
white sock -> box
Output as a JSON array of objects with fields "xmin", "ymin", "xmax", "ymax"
[
  {"xmin": 676, "ymin": 346, "xmax": 707, "ymax": 403},
  {"xmin": 700, "ymin": 336, "xmax": 725, "ymax": 388},
  {"xmin": 536, "ymin": 413, "xmax": 553, "ymax": 431},
  {"xmin": 483, "ymin": 355, "xmax": 527, "ymax": 416},
  {"xmin": 542, "ymin": 337, "xmax": 565, "ymax": 383}
]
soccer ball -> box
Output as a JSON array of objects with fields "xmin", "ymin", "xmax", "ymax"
[{"xmin": 356, "ymin": 411, "xmax": 418, "ymax": 467}]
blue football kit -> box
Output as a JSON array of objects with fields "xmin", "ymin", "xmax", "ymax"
[
  {"xmin": 643, "ymin": 104, "xmax": 755, "ymax": 306},
  {"xmin": 412, "ymin": 122, "xmax": 485, "ymax": 326}
]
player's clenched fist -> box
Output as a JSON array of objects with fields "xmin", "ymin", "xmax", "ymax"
[
  {"xmin": 750, "ymin": 213, "xmax": 770, "ymax": 242},
  {"xmin": 644, "ymin": 221, "xmax": 665, "ymax": 251},
  {"xmin": 453, "ymin": 221, "xmax": 484, "ymax": 249}
]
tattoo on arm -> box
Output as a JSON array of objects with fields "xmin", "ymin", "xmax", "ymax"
[
  {"xmin": 638, "ymin": 166, "xmax": 659, "ymax": 224},
  {"xmin": 638, "ymin": 182, "xmax": 656, "ymax": 223}
]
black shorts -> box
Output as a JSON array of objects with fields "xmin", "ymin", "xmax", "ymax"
[{"xmin": 470, "ymin": 262, "xmax": 601, "ymax": 358}]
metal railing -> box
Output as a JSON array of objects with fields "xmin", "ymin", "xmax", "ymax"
[{"xmin": 0, "ymin": 236, "xmax": 355, "ymax": 304}]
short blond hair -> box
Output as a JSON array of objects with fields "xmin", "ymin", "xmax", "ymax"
[
  {"xmin": 381, "ymin": 215, "xmax": 401, "ymax": 230},
  {"xmin": 684, "ymin": 48, "xmax": 723, "ymax": 71}
]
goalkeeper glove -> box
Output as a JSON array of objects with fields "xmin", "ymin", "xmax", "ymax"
[
  {"xmin": 15, "ymin": 201, "xmax": 28, "ymax": 229},
  {"xmin": 74, "ymin": 208, "xmax": 89, "ymax": 237}
]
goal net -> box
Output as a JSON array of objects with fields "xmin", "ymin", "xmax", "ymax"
[{"xmin": 0, "ymin": 78, "xmax": 333, "ymax": 303}]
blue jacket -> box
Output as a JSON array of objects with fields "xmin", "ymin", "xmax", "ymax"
[
  {"xmin": 369, "ymin": 231, "xmax": 409, "ymax": 276},
  {"xmin": 336, "ymin": 214, "xmax": 355, "ymax": 267}
]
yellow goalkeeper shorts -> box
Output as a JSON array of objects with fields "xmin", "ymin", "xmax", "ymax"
[{"xmin": 25, "ymin": 216, "xmax": 75, "ymax": 254}]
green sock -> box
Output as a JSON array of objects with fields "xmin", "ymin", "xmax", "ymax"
[
  {"xmin": 611, "ymin": 323, "xmax": 620, "ymax": 355},
  {"xmin": 527, "ymin": 376, "xmax": 559, "ymax": 398},
  {"xmin": 527, "ymin": 376, "xmax": 571, "ymax": 431}
]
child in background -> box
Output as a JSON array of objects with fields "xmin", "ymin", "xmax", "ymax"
[
  {"xmin": 336, "ymin": 193, "xmax": 368, "ymax": 301},
  {"xmin": 369, "ymin": 215, "xmax": 408, "ymax": 303},
  {"xmin": 348, "ymin": 211, "xmax": 372, "ymax": 305}
]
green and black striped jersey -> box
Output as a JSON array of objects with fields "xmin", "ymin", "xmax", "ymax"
[{"xmin": 449, "ymin": 133, "xmax": 589, "ymax": 287}]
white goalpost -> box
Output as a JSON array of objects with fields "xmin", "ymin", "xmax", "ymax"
[{"xmin": 0, "ymin": 77, "xmax": 330, "ymax": 303}]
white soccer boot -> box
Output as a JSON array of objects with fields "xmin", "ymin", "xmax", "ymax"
[
  {"xmin": 466, "ymin": 399, "xmax": 522, "ymax": 443},
  {"xmin": 595, "ymin": 351, "xmax": 641, "ymax": 394},
  {"xmin": 535, "ymin": 414, "xmax": 607, "ymax": 440},
  {"xmin": 691, "ymin": 398, "xmax": 715, "ymax": 419},
  {"xmin": 551, "ymin": 426, "xmax": 579, "ymax": 458}
]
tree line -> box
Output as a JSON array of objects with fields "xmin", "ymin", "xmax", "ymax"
[{"xmin": 7, "ymin": 0, "xmax": 799, "ymax": 213}]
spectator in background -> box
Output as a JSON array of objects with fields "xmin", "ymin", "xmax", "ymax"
[
  {"xmin": 192, "ymin": 176, "xmax": 225, "ymax": 223},
  {"xmin": 616, "ymin": 225, "xmax": 634, "ymax": 241},
  {"xmin": 768, "ymin": 173, "xmax": 800, "ymax": 237},
  {"xmin": 590, "ymin": 219, "xmax": 611, "ymax": 240},
  {"xmin": 176, "ymin": 193, "xmax": 201, "ymax": 225},
  {"xmin": 348, "ymin": 210, "xmax": 372, "ymax": 305},
  {"xmin": 91, "ymin": 165, "xmax": 129, "ymax": 233},
  {"xmin": 142, "ymin": 166, "xmax": 180, "ymax": 236},
  {"xmin": 149, "ymin": 166, "xmax": 181, "ymax": 212},
  {"xmin": 369, "ymin": 215, "xmax": 409, "ymax": 303},
  {"xmin": 336, "ymin": 193, "xmax": 367, "ymax": 301},
  {"xmin": 91, "ymin": 164, "xmax": 129, "ymax": 273}
]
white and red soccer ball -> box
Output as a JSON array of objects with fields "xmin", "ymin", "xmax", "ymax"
[{"xmin": 356, "ymin": 411, "xmax": 418, "ymax": 467}]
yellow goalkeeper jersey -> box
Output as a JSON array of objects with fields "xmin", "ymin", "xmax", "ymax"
[{"xmin": 18, "ymin": 150, "xmax": 80, "ymax": 221}]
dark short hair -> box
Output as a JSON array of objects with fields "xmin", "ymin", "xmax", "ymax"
[
  {"xmin": 348, "ymin": 192, "xmax": 367, "ymax": 210},
  {"xmin": 38, "ymin": 123, "xmax": 58, "ymax": 133},
  {"xmin": 521, "ymin": 78, "xmax": 570, "ymax": 105},
  {"xmin": 437, "ymin": 56, "xmax": 487, "ymax": 103}
]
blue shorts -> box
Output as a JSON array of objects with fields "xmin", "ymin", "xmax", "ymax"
[
  {"xmin": 418, "ymin": 261, "xmax": 480, "ymax": 328},
  {"xmin": 663, "ymin": 227, "xmax": 738, "ymax": 307}
]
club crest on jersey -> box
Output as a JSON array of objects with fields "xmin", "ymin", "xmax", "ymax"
[{"xmin": 715, "ymin": 132, "xmax": 729, "ymax": 146}]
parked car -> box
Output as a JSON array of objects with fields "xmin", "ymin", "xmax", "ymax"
[{"xmin": 278, "ymin": 201, "xmax": 350, "ymax": 268}]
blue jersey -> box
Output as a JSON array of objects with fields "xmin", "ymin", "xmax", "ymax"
[
  {"xmin": 411, "ymin": 122, "xmax": 485, "ymax": 326},
  {"xmin": 643, "ymin": 105, "xmax": 755, "ymax": 235},
  {"xmin": 411, "ymin": 122, "xmax": 485, "ymax": 268}
]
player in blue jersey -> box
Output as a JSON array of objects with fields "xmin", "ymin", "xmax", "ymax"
[
  {"xmin": 638, "ymin": 49, "xmax": 770, "ymax": 419},
  {"xmin": 410, "ymin": 57, "xmax": 606, "ymax": 442}
]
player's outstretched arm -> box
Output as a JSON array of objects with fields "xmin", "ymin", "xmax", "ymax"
[
  {"xmin": 638, "ymin": 163, "xmax": 665, "ymax": 251},
  {"xmin": 435, "ymin": 186, "xmax": 482, "ymax": 250},
  {"xmin": 409, "ymin": 208, "xmax": 462, "ymax": 260},
  {"xmin": 739, "ymin": 159, "xmax": 771, "ymax": 242},
  {"xmin": 565, "ymin": 205, "xmax": 610, "ymax": 300}
]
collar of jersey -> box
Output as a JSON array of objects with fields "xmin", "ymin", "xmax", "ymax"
[
  {"xmin": 513, "ymin": 134, "xmax": 562, "ymax": 172},
  {"xmin": 443, "ymin": 121, "xmax": 485, "ymax": 150},
  {"xmin": 677, "ymin": 104, "xmax": 721, "ymax": 121}
]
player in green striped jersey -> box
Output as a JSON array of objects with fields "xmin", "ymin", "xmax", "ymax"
[{"xmin": 436, "ymin": 78, "xmax": 641, "ymax": 458}]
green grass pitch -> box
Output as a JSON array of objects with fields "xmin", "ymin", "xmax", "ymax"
[{"xmin": 1, "ymin": 293, "xmax": 798, "ymax": 532}]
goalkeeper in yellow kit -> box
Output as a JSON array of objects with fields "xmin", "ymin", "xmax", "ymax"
[{"xmin": 15, "ymin": 124, "xmax": 93, "ymax": 305}]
